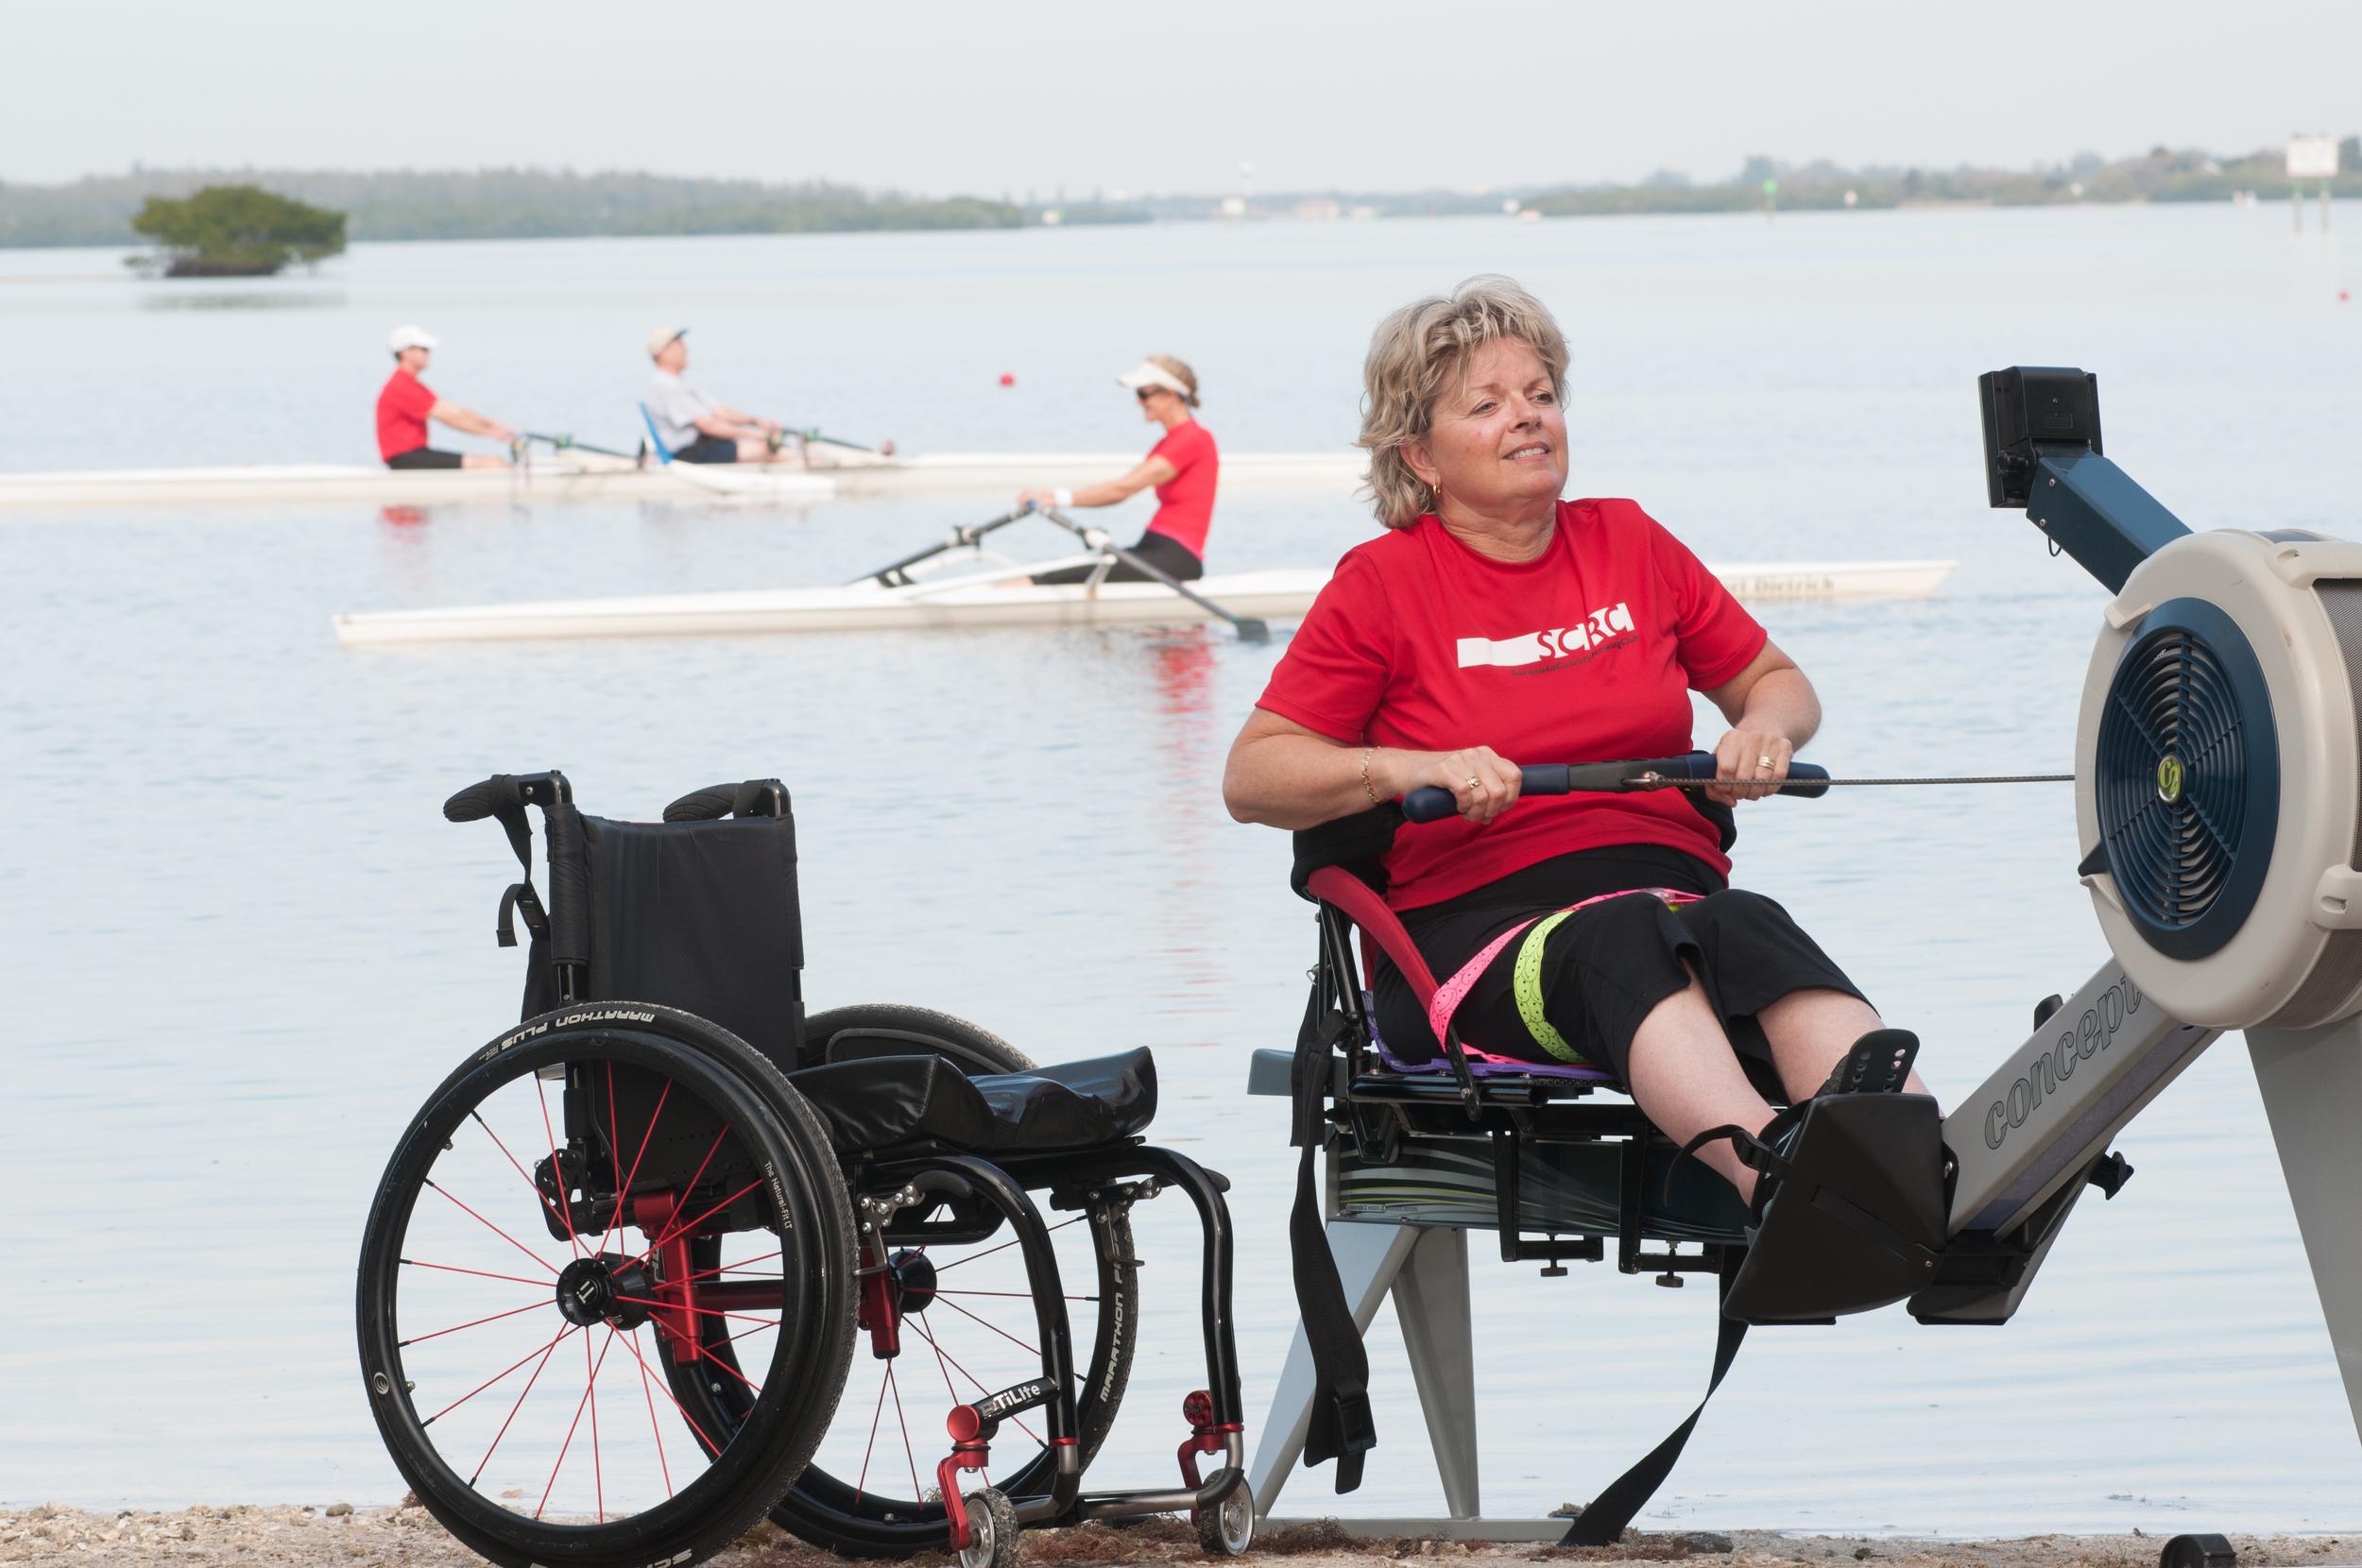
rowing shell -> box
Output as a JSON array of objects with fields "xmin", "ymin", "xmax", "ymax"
[
  {"xmin": 331, "ymin": 558, "xmax": 1957, "ymax": 647},
  {"xmin": 0, "ymin": 452, "xmax": 1361, "ymax": 509}
]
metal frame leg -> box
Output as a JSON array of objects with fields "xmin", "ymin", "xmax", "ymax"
[
  {"xmin": 2248, "ymin": 1017, "xmax": 2362, "ymax": 1442},
  {"xmin": 1248, "ymin": 1223, "xmax": 1479, "ymax": 1520}
]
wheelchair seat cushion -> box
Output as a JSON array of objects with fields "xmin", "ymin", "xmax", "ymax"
[{"xmin": 789, "ymin": 1048, "xmax": 1157, "ymax": 1155}]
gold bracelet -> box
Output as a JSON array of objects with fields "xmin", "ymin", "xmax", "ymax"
[{"xmin": 1361, "ymin": 746, "xmax": 1380, "ymax": 805}]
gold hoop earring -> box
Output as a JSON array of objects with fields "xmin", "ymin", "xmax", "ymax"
[{"xmin": 1431, "ymin": 484, "xmax": 1442, "ymax": 507}]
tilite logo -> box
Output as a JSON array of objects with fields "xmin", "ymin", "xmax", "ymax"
[{"xmin": 1457, "ymin": 604, "xmax": 1634, "ymax": 668}]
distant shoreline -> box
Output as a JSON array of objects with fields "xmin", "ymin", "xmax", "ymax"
[{"xmin": 6, "ymin": 146, "xmax": 2358, "ymax": 250}]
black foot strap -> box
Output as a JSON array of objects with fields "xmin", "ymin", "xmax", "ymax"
[
  {"xmin": 1560, "ymin": 1256, "xmax": 1750, "ymax": 1545},
  {"xmin": 1666, "ymin": 1122, "xmax": 1789, "ymax": 1206},
  {"xmin": 1287, "ymin": 990, "xmax": 1377, "ymax": 1492}
]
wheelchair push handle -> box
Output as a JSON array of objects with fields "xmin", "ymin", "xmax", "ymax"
[
  {"xmin": 1401, "ymin": 752, "xmax": 1831, "ymax": 824},
  {"xmin": 443, "ymin": 771, "xmax": 573, "ymax": 822},
  {"xmin": 662, "ymin": 779, "xmax": 790, "ymax": 822}
]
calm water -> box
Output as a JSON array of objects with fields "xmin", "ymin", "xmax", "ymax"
[{"xmin": 5, "ymin": 206, "xmax": 2362, "ymax": 1533}]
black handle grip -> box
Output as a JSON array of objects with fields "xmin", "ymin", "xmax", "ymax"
[
  {"xmin": 444, "ymin": 775, "xmax": 515, "ymax": 823},
  {"xmin": 1401, "ymin": 753, "xmax": 1830, "ymax": 824},
  {"xmin": 663, "ymin": 779, "xmax": 790, "ymax": 822}
]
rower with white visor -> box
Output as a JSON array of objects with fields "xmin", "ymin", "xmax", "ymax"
[
  {"xmin": 1021, "ymin": 355, "xmax": 1220, "ymax": 584},
  {"xmin": 642, "ymin": 327, "xmax": 794, "ymax": 464},
  {"xmin": 376, "ymin": 326, "xmax": 519, "ymax": 469}
]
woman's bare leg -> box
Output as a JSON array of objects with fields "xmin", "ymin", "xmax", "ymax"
[
  {"xmin": 1756, "ymin": 987, "xmax": 1932, "ymax": 1101},
  {"xmin": 1624, "ymin": 968, "xmax": 1779, "ymax": 1201}
]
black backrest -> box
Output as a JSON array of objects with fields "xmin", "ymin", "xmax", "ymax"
[
  {"xmin": 447, "ymin": 772, "xmax": 805, "ymax": 1076},
  {"xmin": 575, "ymin": 811, "xmax": 803, "ymax": 1072}
]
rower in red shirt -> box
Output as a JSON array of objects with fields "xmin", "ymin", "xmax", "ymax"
[
  {"xmin": 376, "ymin": 326, "xmax": 520, "ymax": 469},
  {"xmin": 1021, "ymin": 356, "xmax": 1219, "ymax": 583}
]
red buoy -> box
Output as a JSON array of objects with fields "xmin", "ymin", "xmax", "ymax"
[{"xmin": 999, "ymin": 372, "xmax": 1016, "ymax": 386}]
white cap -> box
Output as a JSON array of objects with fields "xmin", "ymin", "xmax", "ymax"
[
  {"xmin": 1117, "ymin": 359, "xmax": 1193, "ymax": 399},
  {"xmin": 647, "ymin": 325, "xmax": 688, "ymax": 359},
  {"xmin": 388, "ymin": 324, "xmax": 438, "ymax": 352}
]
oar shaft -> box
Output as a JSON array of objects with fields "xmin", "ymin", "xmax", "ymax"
[
  {"xmin": 1041, "ymin": 507, "xmax": 1270, "ymax": 641},
  {"xmin": 852, "ymin": 510, "xmax": 1028, "ymax": 587}
]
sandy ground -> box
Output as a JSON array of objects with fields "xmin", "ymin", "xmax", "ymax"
[{"xmin": 0, "ymin": 1505, "xmax": 2352, "ymax": 1568}]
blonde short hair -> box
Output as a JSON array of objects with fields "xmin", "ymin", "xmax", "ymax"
[
  {"xmin": 1146, "ymin": 354, "xmax": 1200, "ymax": 408},
  {"xmin": 1356, "ymin": 276, "xmax": 1568, "ymax": 528}
]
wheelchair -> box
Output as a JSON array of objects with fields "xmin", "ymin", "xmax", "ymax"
[{"xmin": 356, "ymin": 772, "xmax": 1253, "ymax": 1568}]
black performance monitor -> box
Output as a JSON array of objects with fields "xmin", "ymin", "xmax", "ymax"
[{"xmin": 1978, "ymin": 366, "xmax": 2103, "ymax": 508}]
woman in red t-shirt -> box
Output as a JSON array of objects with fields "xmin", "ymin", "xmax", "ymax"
[
  {"xmin": 1022, "ymin": 356, "xmax": 1218, "ymax": 584},
  {"xmin": 1222, "ymin": 277, "xmax": 1929, "ymax": 1206}
]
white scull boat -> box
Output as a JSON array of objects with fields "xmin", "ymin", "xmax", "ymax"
[
  {"xmin": 0, "ymin": 451, "xmax": 1362, "ymax": 509},
  {"xmin": 333, "ymin": 556, "xmax": 1957, "ymax": 647}
]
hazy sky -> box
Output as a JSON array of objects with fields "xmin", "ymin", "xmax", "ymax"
[{"xmin": 9, "ymin": 0, "xmax": 2359, "ymax": 195}]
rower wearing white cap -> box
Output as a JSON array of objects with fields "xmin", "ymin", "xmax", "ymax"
[
  {"xmin": 1021, "ymin": 355, "xmax": 1219, "ymax": 584},
  {"xmin": 376, "ymin": 326, "xmax": 519, "ymax": 469},
  {"xmin": 642, "ymin": 328, "xmax": 790, "ymax": 464}
]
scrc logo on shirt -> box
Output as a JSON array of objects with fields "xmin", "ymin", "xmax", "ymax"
[{"xmin": 1455, "ymin": 603, "xmax": 1635, "ymax": 668}]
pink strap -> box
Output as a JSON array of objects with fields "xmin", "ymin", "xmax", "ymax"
[{"xmin": 1426, "ymin": 888, "xmax": 1703, "ymax": 1053}]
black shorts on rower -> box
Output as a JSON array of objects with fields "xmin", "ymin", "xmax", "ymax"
[
  {"xmin": 1032, "ymin": 528, "xmax": 1204, "ymax": 585},
  {"xmin": 385, "ymin": 447, "xmax": 465, "ymax": 470},
  {"xmin": 673, "ymin": 435, "xmax": 740, "ymax": 464}
]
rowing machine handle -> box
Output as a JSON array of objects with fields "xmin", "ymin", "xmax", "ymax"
[{"xmin": 1400, "ymin": 752, "xmax": 1830, "ymax": 824}]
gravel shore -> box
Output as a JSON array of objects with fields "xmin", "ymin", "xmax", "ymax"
[{"xmin": 1, "ymin": 1505, "xmax": 2351, "ymax": 1568}]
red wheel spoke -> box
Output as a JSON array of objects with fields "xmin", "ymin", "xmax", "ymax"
[
  {"xmin": 928, "ymin": 1292, "xmax": 1040, "ymax": 1356},
  {"xmin": 699, "ymin": 1345, "xmax": 764, "ymax": 1399},
  {"xmin": 402, "ymin": 1258, "xmax": 556, "ymax": 1290},
  {"xmin": 470, "ymin": 1324, "xmax": 573, "ymax": 1483},
  {"xmin": 853, "ymin": 1362, "xmax": 890, "ymax": 1505},
  {"xmin": 427, "ymin": 1321, "xmax": 578, "ymax": 1426},
  {"xmin": 422, "ymin": 1180, "xmax": 561, "ymax": 1277},
  {"xmin": 537, "ymin": 1077, "xmax": 586, "ymax": 1259},
  {"xmin": 611, "ymin": 1293, "xmax": 779, "ymax": 1329},
  {"xmin": 925, "ymin": 1215, "xmax": 1083, "ymax": 1276},
  {"xmin": 596, "ymin": 1064, "xmax": 672, "ymax": 1256},
  {"xmin": 629, "ymin": 1123, "xmax": 732, "ymax": 1257},
  {"xmin": 676, "ymin": 1249, "xmax": 782, "ymax": 1287},
  {"xmin": 632, "ymin": 1328, "xmax": 674, "ymax": 1499},
  {"xmin": 933, "ymin": 1289, "xmax": 1099, "ymax": 1303},
  {"xmin": 886, "ymin": 1361, "xmax": 922, "ymax": 1506},
  {"xmin": 907, "ymin": 1319, "xmax": 1042, "ymax": 1446},
  {"xmin": 471, "ymin": 1109, "xmax": 579, "ymax": 1247},
  {"xmin": 623, "ymin": 1178, "xmax": 764, "ymax": 1268},
  {"xmin": 612, "ymin": 1329, "xmax": 719, "ymax": 1455},
  {"xmin": 402, "ymin": 1298, "xmax": 554, "ymax": 1348},
  {"xmin": 536, "ymin": 1327, "xmax": 618, "ymax": 1520},
  {"xmin": 586, "ymin": 1328, "xmax": 606, "ymax": 1523}
]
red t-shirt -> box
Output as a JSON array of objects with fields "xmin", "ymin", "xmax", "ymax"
[
  {"xmin": 376, "ymin": 369, "xmax": 437, "ymax": 461},
  {"xmin": 1256, "ymin": 502, "xmax": 1768, "ymax": 910},
  {"xmin": 1142, "ymin": 419, "xmax": 1218, "ymax": 557}
]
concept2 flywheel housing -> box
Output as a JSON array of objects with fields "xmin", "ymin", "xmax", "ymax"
[
  {"xmin": 1982, "ymin": 366, "xmax": 2362, "ymax": 1031},
  {"xmin": 2076, "ymin": 530, "xmax": 2362, "ymax": 1028}
]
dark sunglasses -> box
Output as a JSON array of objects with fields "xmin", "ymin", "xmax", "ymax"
[{"xmin": 1135, "ymin": 386, "xmax": 1162, "ymax": 401}]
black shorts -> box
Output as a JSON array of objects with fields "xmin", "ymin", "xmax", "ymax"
[
  {"xmin": 673, "ymin": 435, "xmax": 740, "ymax": 465},
  {"xmin": 385, "ymin": 448, "xmax": 464, "ymax": 470},
  {"xmin": 1370, "ymin": 844, "xmax": 1867, "ymax": 1094},
  {"xmin": 1031, "ymin": 529, "xmax": 1203, "ymax": 585}
]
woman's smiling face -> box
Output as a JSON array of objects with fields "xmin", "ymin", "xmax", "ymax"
[{"xmin": 1405, "ymin": 336, "xmax": 1568, "ymax": 520}]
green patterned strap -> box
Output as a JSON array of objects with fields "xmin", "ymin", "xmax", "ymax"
[{"xmin": 1513, "ymin": 910, "xmax": 1585, "ymax": 1063}]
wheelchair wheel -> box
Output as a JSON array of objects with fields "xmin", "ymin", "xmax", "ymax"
[
  {"xmin": 771, "ymin": 1005, "xmax": 1140, "ymax": 1559},
  {"xmin": 357, "ymin": 1004, "xmax": 858, "ymax": 1568}
]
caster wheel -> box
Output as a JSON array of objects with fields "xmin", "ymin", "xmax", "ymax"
[
  {"xmin": 957, "ymin": 1489, "xmax": 1020, "ymax": 1568},
  {"xmin": 2159, "ymin": 1537, "xmax": 2236, "ymax": 1568},
  {"xmin": 1193, "ymin": 1481, "xmax": 1255, "ymax": 1558}
]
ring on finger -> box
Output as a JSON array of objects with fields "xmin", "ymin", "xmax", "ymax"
[{"xmin": 1465, "ymin": 775, "xmax": 1483, "ymax": 792}]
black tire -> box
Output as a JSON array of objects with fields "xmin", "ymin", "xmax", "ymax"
[
  {"xmin": 800, "ymin": 1002, "xmax": 1036, "ymax": 1075},
  {"xmin": 772, "ymin": 1005, "xmax": 1139, "ymax": 1559},
  {"xmin": 956, "ymin": 1489, "xmax": 1021, "ymax": 1568},
  {"xmin": 357, "ymin": 1003, "xmax": 858, "ymax": 1568},
  {"xmin": 1193, "ymin": 1475, "xmax": 1255, "ymax": 1557}
]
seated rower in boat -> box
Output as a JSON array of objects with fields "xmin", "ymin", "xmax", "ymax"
[
  {"xmin": 377, "ymin": 326, "xmax": 519, "ymax": 470},
  {"xmin": 1023, "ymin": 356, "xmax": 1216, "ymax": 584},
  {"xmin": 643, "ymin": 326, "xmax": 798, "ymax": 465}
]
